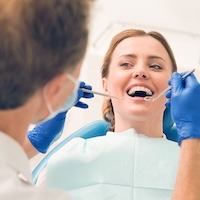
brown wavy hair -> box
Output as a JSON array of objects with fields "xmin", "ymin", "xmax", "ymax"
[
  {"xmin": 0, "ymin": 0, "xmax": 92, "ymax": 109},
  {"xmin": 101, "ymin": 29, "xmax": 177, "ymax": 131}
]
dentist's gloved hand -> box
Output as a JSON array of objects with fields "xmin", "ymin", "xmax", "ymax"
[
  {"xmin": 28, "ymin": 81, "xmax": 94, "ymax": 153},
  {"xmin": 74, "ymin": 81, "xmax": 94, "ymax": 108},
  {"xmin": 166, "ymin": 72, "xmax": 200, "ymax": 145}
]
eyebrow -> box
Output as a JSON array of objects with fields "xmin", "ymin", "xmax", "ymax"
[
  {"xmin": 119, "ymin": 54, "xmax": 136, "ymax": 59},
  {"xmin": 148, "ymin": 55, "xmax": 166, "ymax": 63},
  {"xmin": 119, "ymin": 54, "xmax": 166, "ymax": 63}
]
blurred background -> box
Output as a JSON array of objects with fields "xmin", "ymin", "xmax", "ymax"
[{"xmin": 30, "ymin": 0, "xmax": 200, "ymax": 168}]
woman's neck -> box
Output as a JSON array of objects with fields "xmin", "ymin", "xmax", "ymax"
[{"xmin": 114, "ymin": 115, "xmax": 164, "ymax": 138}]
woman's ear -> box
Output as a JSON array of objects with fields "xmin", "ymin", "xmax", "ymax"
[{"xmin": 102, "ymin": 77, "xmax": 108, "ymax": 92}]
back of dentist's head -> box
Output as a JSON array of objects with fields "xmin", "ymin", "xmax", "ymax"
[{"xmin": 0, "ymin": 0, "xmax": 92, "ymax": 109}]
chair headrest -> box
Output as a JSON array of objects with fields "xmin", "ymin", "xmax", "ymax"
[{"xmin": 163, "ymin": 107, "xmax": 178, "ymax": 142}]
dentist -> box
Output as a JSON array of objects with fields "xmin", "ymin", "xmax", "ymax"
[{"xmin": 0, "ymin": 0, "xmax": 92, "ymax": 199}]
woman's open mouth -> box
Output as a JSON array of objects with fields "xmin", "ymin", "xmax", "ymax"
[{"xmin": 127, "ymin": 86, "xmax": 154, "ymax": 98}]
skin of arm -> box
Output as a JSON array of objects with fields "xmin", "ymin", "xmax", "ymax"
[{"xmin": 172, "ymin": 139, "xmax": 200, "ymax": 200}]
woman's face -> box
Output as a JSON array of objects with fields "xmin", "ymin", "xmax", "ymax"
[{"xmin": 102, "ymin": 36, "xmax": 173, "ymax": 123}]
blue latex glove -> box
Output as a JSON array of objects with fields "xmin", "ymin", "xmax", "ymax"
[
  {"xmin": 166, "ymin": 72, "xmax": 200, "ymax": 145},
  {"xmin": 74, "ymin": 81, "xmax": 94, "ymax": 108},
  {"xmin": 28, "ymin": 81, "xmax": 94, "ymax": 153}
]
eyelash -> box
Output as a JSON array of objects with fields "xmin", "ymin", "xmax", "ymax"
[
  {"xmin": 149, "ymin": 65, "xmax": 163, "ymax": 70},
  {"xmin": 120, "ymin": 62, "xmax": 133, "ymax": 68},
  {"xmin": 120, "ymin": 63, "xmax": 163, "ymax": 70}
]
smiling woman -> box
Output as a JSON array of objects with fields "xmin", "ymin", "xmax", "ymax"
[
  {"xmin": 102, "ymin": 29, "xmax": 177, "ymax": 133},
  {"xmin": 45, "ymin": 29, "xmax": 180, "ymax": 200}
]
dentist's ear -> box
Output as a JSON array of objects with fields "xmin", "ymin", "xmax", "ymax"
[{"xmin": 43, "ymin": 73, "xmax": 69, "ymax": 111}]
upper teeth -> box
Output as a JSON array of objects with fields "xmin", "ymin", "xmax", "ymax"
[{"xmin": 128, "ymin": 86, "xmax": 153, "ymax": 96}]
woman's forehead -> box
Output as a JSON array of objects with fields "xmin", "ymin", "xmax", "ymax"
[{"xmin": 112, "ymin": 36, "xmax": 170, "ymax": 60}]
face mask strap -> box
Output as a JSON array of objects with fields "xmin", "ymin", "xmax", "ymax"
[
  {"xmin": 46, "ymin": 102, "xmax": 54, "ymax": 115},
  {"xmin": 42, "ymin": 83, "xmax": 54, "ymax": 115},
  {"xmin": 66, "ymin": 73, "xmax": 77, "ymax": 85}
]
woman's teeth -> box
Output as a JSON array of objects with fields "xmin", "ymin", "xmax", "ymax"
[{"xmin": 128, "ymin": 86, "xmax": 153, "ymax": 97}]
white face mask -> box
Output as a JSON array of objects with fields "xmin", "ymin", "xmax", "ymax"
[{"xmin": 38, "ymin": 73, "xmax": 79, "ymax": 125}]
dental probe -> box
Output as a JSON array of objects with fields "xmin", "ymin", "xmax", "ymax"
[
  {"xmin": 144, "ymin": 68, "xmax": 195, "ymax": 102},
  {"xmin": 81, "ymin": 88, "xmax": 123, "ymax": 99}
]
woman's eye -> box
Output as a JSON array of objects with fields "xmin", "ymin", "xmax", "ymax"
[
  {"xmin": 120, "ymin": 62, "xmax": 133, "ymax": 67},
  {"xmin": 149, "ymin": 65, "xmax": 162, "ymax": 70}
]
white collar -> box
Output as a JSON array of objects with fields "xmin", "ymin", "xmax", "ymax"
[
  {"xmin": 0, "ymin": 131, "xmax": 32, "ymax": 184},
  {"xmin": 107, "ymin": 128, "xmax": 166, "ymax": 139}
]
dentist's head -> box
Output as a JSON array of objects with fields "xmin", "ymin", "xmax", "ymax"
[{"xmin": 0, "ymin": 0, "xmax": 92, "ymax": 124}]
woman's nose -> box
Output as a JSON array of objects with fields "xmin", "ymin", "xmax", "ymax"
[{"xmin": 132, "ymin": 68, "xmax": 149, "ymax": 79}]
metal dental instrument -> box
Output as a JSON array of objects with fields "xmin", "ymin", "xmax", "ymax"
[
  {"xmin": 81, "ymin": 88, "xmax": 123, "ymax": 99},
  {"xmin": 144, "ymin": 68, "xmax": 195, "ymax": 102}
]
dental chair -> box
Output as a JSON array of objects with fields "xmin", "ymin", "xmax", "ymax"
[{"xmin": 32, "ymin": 107, "xmax": 178, "ymax": 185}]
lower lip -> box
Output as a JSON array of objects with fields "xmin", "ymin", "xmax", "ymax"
[{"xmin": 129, "ymin": 96, "xmax": 147, "ymax": 101}]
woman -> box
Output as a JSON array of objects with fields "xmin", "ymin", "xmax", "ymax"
[{"xmin": 45, "ymin": 29, "xmax": 180, "ymax": 200}]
